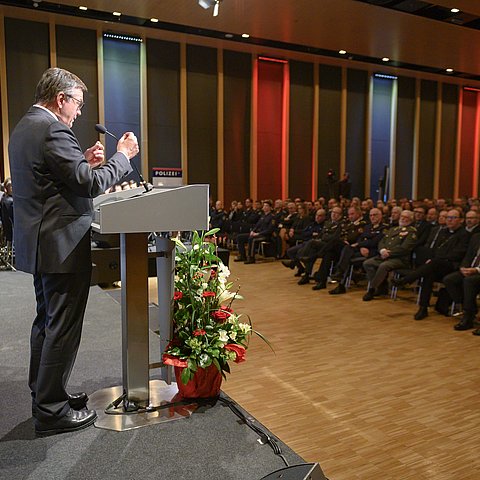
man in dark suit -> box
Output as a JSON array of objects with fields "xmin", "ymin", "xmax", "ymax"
[
  {"xmin": 443, "ymin": 233, "xmax": 480, "ymax": 331},
  {"xmin": 8, "ymin": 67, "xmax": 139, "ymax": 435}
]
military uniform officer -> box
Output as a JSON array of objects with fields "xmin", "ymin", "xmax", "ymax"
[
  {"xmin": 362, "ymin": 210, "xmax": 417, "ymax": 301},
  {"xmin": 235, "ymin": 200, "xmax": 276, "ymax": 264},
  {"xmin": 310, "ymin": 206, "xmax": 366, "ymax": 289}
]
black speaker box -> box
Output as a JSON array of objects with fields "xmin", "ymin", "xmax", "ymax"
[{"xmin": 260, "ymin": 463, "xmax": 326, "ymax": 480}]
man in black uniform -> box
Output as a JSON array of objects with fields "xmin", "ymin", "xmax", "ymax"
[
  {"xmin": 443, "ymin": 233, "xmax": 480, "ymax": 331},
  {"xmin": 392, "ymin": 210, "xmax": 469, "ymax": 319},
  {"xmin": 234, "ymin": 200, "xmax": 276, "ymax": 264}
]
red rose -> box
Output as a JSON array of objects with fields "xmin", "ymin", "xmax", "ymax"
[
  {"xmin": 162, "ymin": 354, "xmax": 188, "ymax": 368},
  {"xmin": 221, "ymin": 305, "xmax": 233, "ymax": 313},
  {"xmin": 224, "ymin": 344, "xmax": 246, "ymax": 363},
  {"xmin": 211, "ymin": 310, "xmax": 229, "ymax": 323},
  {"xmin": 202, "ymin": 291, "xmax": 216, "ymax": 298},
  {"xmin": 193, "ymin": 329, "xmax": 206, "ymax": 336},
  {"xmin": 174, "ymin": 291, "xmax": 183, "ymax": 301}
]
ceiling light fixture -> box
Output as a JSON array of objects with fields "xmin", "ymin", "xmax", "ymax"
[
  {"xmin": 79, "ymin": 6, "xmax": 87, "ymax": 11},
  {"xmin": 446, "ymin": 68, "xmax": 454, "ymax": 73},
  {"xmin": 113, "ymin": 11, "xmax": 121, "ymax": 16},
  {"xmin": 339, "ymin": 50, "xmax": 347, "ymax": 55},
  {"xmin": 382, "ymin": 57, "xmax": 390, "ymax": 62},
  {"xmin": 150, "ymin": 18, "xmax": 159, "ymax": 23},
  {"xmin": 198, "ymin": 0, "xmax": 222, "ymax": 17},
  {"xmin": 242, "ymin": 33, "xmax": 250, "ymax": 38},
  {"xmin": 450, "ymin": 8, "xmax": 460, "ymax": 13}
]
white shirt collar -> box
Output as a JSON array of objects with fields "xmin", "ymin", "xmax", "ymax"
[{"xmin": 33, "ymin": 104, "xmax": 58, "ymax": 121}]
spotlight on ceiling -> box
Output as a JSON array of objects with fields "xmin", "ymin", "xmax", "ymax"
[{"xmin": 198, "ymin": 0, "xmax": 222, "ymax": 17}]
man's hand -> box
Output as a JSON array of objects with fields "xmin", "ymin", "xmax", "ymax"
[
  {"xmin": 461, "ymin": 267, "xmax": 478, "ymax": 277},
  {"xmin": 84, "ymin": 141, "xmax": 105, "ymax": 168},
  {"xmin": 117, "ymin": 132, "xmax": 139, "ymax": 160},
  {"xmin": 380, "ymin": 248, "xmax": 390, "ymax": 259}
]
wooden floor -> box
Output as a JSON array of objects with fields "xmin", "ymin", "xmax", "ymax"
[{"xmin": 150, "ymin": 258, "xmax": 480, "ymax": 480}]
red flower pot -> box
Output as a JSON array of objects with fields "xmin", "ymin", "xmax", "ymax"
[{"xmin": 174, "ymin": 364, "xmax": 222, "ymax": 400}]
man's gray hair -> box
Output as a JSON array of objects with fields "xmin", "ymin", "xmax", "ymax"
[{"xmin": 35, "ymin": 67, "xmax": 87, "ymax": 104}]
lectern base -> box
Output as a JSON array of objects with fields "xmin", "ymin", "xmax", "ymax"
[{"xmin": 89, "ymin": 379, "xmax": 195, "ymax": 431}]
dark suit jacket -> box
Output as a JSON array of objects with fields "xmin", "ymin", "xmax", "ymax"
[
  {"xmin": 8, "ymin": 106, "xmax": 132, "ymax": 274},
  {"xmin": 460, "ymin": 233, "xmax": 480, "ymax": 268}
]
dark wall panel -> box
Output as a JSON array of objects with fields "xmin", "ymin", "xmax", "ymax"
[
  {"xmin": 288, "ymin": 61, "xmax": 313, "ymax": 201},
  {"xmin": 257, "ymin": 59, "xmax": 283, "ymax": 201},
  {"xmin": 146, "ymin": 39, "xmax": 181, "ymax": 170},
  {"xmin": 371, "ymin": 77, "xmax": 393, "ymax": 199},
  {"xmin": 439, "ymin": 84, "xmax": 458, "ymax": 199},
  {"xmin": 458, "ymin": 89, "xmax": 477, "ymax": 198},
  {"xmin": 5, "ymin": 18, "xmax": 49, "ymax": 134},
  {"xmin": 223, "ymin": 50, "xmax": 251, "ymax": 205},
  {"xmin": 395, "ymin": 77, "xmax": 415, "ymax": 199},
  {"xmin": 187, "ymin": 45, "xmax": 217, "ymax": 199},
  {"xmin": 318, "ymin": 65, "xmax": 341, "ymax": 198},
  {"xmin": 56, "ymin": 25, "xmax": 98, "ymax": 149},
  {"xmin": 346, "ymin": 69, "xmax": 367, "ymax": 198},
  {"xmin": 103, "ymin": 38, "xmax": 141, "ymax": 182},
  {"xmin": 417, "ymin": 80, "xmax": 437, "ymax": 199}
]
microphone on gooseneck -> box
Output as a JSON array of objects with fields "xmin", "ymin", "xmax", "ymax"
[{"xmin": 95, "ymin": 123, "xmax": 152, "ymax": 193}]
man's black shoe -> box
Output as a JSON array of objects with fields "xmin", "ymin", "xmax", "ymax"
[
  {"xmin": 68, "ymin": 392, "xmax": 89, "ymax": 410},
  {"xmin": 363, "ymin": 289, "xmax": 375, "ymax": 301},
  {"xmin": 414, "ymin": 306, "xmax": 428, "ymax": 320},
  {"xmin": 234, "ymin": 256, "xmax": 245, "ymax": 262},
  {"xmin": 329, "ymin": 284, "xmax": 346, "ymax": 295},
  {"xmin": 330, "ymin": 271, "xmax": 344, "ymax": 282},
  {"xmin": 454, "ymin": 318, "xmax": 474, "ymax": 331},
  {"xmin": 312, "ymin": 283, "xmax": 326, "ymax": 291},
  {"xmin": 297, "ymin": 275, "xmax": 310, "ymax": 285},
  {"xmin": 32, "ymin": 392, "xmax": 89, "ymax": 416},
  {"xmin": 244, "ymin": 257, "xmax": 256, "ymax": 264},
  {"xmin": 35, "ymin": 408, "xmax": 97, "ymax": 436},
  {"xmin": 281, "ymin": 260, "xmax": 295, "ymax": 269}
]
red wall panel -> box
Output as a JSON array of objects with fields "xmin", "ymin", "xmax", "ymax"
[
  {"xmin": 458, "ymin": 90, "xmax": 477, "ymax": 197},
  {"xmin": 257, "ymin": 60, "xmax": 284, "ymax": 200}
]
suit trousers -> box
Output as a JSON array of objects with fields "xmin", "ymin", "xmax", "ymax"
[
  {"xmin": 443, "ymin": 271, "xmax": 480, "ymax": 317},
  {"xmin": 29, "ymin": 268, "xmax": 91, "ymax": 422},
  {"xmin": 363, "ymin": 256, "xmax": 406, "ymax": 290}
]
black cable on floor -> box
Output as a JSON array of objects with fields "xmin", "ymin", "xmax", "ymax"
[{"xmin": 217, "ymin": 396, "xmax": 290, "ymax": 468}]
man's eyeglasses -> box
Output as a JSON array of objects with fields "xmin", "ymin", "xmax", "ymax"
[
  {"xmin": 65, "ymin": 94, "xmax": 84, "ymax": 110},
  {"xmin": 446, "ymin": 216, "xmax": 460, "ymax": 220}
]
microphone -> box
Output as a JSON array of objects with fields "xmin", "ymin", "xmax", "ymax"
[{"xmin": 95, "ymin": 123, "xmax": 152, "ymax": 192}]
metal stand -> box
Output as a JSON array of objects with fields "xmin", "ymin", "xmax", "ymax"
[
  {"xmin": 90, "ymin": 380, "xmax": 195, "ymax": 432},
  {"xmin": 154, "ymin": 234, "xmax": 175, "ymax": 384}
]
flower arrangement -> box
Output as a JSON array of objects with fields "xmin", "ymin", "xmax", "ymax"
[{"xmin": 162, "ymin": 229, "xmax": 268, "ymax": 386}]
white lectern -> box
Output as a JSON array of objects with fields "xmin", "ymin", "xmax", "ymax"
[{"xmin": 90, "ymin": 184, "xmax": 209, "ymax": 430}]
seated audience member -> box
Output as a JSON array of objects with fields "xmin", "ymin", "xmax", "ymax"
[
  {"xmin": 391, "ymin": 210, "xmax": 469, "ymax": 319},
  {"xmin": 465, "ymin": 210, "xmax": 480, "ymax": 235},
  {"xmin": 362, "ymin": 210, "xmax": 417, "ymax": 301},
  {"xmin": 282, "ymin": 209, "xmax": 326, "ymax": 275},
  {"xmin": 310, "ymin": 206, "xmax": 366, "ymax": 289},
  {"xmin": 0, "ymin": 178, "xmax": 13, "ymax": 244},
  {"xmin": 278, "ymin": 202, "xmax": 298, "ymax": 257},
  {"xmin": 414, "ymin": 209, "xmax": 448, "ymax": 266},
  {"xmin": 285, "ymin": 203, "xmax": 312, "ymax": 247},
  {"xmin": 389, "ymin": 206, "xmax": 402, "ymax": 227},
  {"xmin": 234, "ymin": 200, "xmax": 276, "ymax": 264},
  {"xmin": 426, "ymin": 207, "xmax": 439, "ymax": 225},
  {"xmin": 238, "ymin": 198, "xmax": 260, "ymax": 233},
  {"xmin": 443, "ymin": 233, "xmax": 480, "ymax": 332},
  {"xmin": 413, "ymin": 205, "xmax": 432, "ymax": 246},
  {"xmin": 329, "ymin": 208, "xmax": 388, "ymax": 294},
  {"xmin": 295, "ymin": 206, "xmax": 344, "ymax": 284}
]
